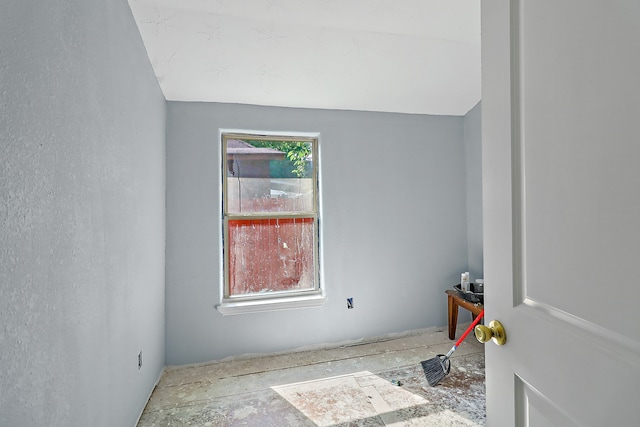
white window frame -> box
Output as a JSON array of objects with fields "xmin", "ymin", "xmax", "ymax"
[{"xmin": 216, "ymin": 129, "xmax": 325, "ymax": 315}]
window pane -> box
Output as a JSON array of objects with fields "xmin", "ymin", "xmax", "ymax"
[
  {"xmin": 228, "ymin": 218, "xmax": 316, "ymax": 297},
  {"xmin": 225, "ymin": 139, "xmax": 314, "ymax": 214}
]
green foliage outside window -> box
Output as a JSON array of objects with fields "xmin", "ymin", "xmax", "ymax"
[{"xmin": 246, "ymin": 140, "xmax": 312, "ymax": 178}]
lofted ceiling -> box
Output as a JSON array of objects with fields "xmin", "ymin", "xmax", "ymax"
[{"xmin": 127, "ymin": 0, "xmax": 480, "ymax": 116}]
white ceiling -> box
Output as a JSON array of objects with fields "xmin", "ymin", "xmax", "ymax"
[{"xmin": 128, "ymin": 0, "xmax": 480, "ymax": 116}]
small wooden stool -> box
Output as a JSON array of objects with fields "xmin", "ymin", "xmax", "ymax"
[{"xmin": 445, "ymin": 289, "xmax": 484, "ymax": 340}]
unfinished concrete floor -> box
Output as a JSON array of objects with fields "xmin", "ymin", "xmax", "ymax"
[{"xmin": 138, "ymin": 324, "xmax": 485, "ymax": 426}]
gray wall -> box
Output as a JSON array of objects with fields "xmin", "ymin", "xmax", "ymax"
[
  {"xmin": 166, "ymin": 101, "xmax": 472, "ymax": 365},
  {"xmin": 0, "ymin": 1, "xmax": 166, "ymax": 426},
  {"xmin": 464, "ymin": 102, "xmax": 483, "ymax": 281}
]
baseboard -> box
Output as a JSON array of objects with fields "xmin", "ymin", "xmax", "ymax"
[{"xmin": 134, "ymin": 366, "xmax": 165, "ymax": 427}]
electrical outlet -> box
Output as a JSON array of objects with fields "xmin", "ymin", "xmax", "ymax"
[
  {"xmin": 347, "ymin": 298, "xmax": 354, "ymax": 309},
  {"xmin": 138, "ymin": 351, "xmax": 143, "ymax": 370}
]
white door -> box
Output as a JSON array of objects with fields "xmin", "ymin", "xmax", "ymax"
[{"xmin": 482, "ymin": 1, "xmax": 640, "ymax": 425}]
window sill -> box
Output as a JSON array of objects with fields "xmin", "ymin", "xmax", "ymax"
[{"xmin": 216, "ymin": 293, "xmax": 327, "ymax": 316}]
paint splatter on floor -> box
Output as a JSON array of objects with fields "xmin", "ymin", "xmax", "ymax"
[{"xmin": 138, "ymin": 327, "xmax": 485, "ymax": 426}]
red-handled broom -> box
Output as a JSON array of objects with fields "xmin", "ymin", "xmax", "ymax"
[{"xmin": 421, "ymin": 309, "xmax": 485, "ymax": 386}]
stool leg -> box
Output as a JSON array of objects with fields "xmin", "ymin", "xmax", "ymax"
[{"xmin": 448, "ymin": 294, "xmax": 458, "ymax": 340}]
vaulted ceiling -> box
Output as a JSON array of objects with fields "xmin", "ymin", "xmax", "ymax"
[{"xmin": 128, "ymin": 0, "xmax": 480, "ymax": 115}]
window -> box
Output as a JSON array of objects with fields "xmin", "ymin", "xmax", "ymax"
[{"xmin": 218, "ymin": 132, "xmax": 323, "ymax": 314}]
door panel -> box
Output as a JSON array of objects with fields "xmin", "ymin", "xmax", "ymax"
[
  {"xmin": 515, "ymin": 375, "xmax": 579, "ymax": 427},
  {"xmin": 482, "ymin": 1, "xmax": 640, "ymax": 426},
  {"xmin": 521, "ymin": 0, "xmax": 640, "ymax": 339}
]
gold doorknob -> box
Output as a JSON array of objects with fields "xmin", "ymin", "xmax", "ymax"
[{"xmin": 474, "ymin": 320, "xmax": 507, "ymax": 346}]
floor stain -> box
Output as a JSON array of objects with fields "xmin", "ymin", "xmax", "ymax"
[{"xmin": 138, "ymin": 327, "xmax": 485, "ymax": 426}]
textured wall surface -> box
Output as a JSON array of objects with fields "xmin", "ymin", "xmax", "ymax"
[
  {"xmin": 165, "ymin": 101, "xmax": 471, "ymax": 365},
  {"xmin": 0, "ymin": 1, "xmax": 166, "ymax": 425}
]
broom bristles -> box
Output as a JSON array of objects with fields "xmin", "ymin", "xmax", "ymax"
[{"xmin": 421, "ymin": 354, "xmax": 451, "ymax": 387}]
